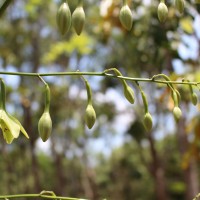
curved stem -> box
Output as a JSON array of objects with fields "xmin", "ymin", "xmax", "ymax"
[
  {"xmin": 187, "ymin": 79, "xmax": 194, "ymax": 94},
  {"xmin": 152, "ymin": 74, "xmax": 175, "ymax": 89},
  {"xmin": 141, "ymin": 90, "xmax": 148, "ymax": 113},
  {"xmin": 44, "ymin": 84, "xmax": 50, "ymax": 112},
  {"xmin": 172, "ymin": 90, "xmax": 178, "ymax": 107},
  {"xmin": 104, "ymin": 68, "xmax": 129, "ymax": 89},
  {"xmin": 152, "ymin": 74, "xmax": 182, "ymax": 105},
  {"xmin": 38, "ymin": 76, "xmax": 50, "ymax": 112},
  {"xmin": 81, "ymin": 76, "xmax": 92, "ymax": 105},
  {"xmin": 137, "ymin": 83, "xmax": 149, "ymax": 113}
]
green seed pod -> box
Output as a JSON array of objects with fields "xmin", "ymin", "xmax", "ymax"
[
  {"xmin": 187, "ymin": 81, "xmax": 198, "ymax": 106},
  {"xmin": 175, "ymin": 0, "xmax": 184, "ymax": 14},
  {"xmin": 191, "ymin": 93, "xmax": 198, "ymax": 106},
  {"xmin": 56, "ymin": 2, "xmax": 71, "ymax": 35},
  {"xmin": 82, "ymin": 76, "xmax": 96, "ymax": 129},
  {"xmin": 124, "ymin": 85, "xmax": 135, "ymax": 104},
  {"xmin": 157, "ymin": 2, "xmax": 168, "ymax": 22},
  {"xmin": 144, "ymin": 112, "xmax": 153, "ymax": 131},
  {"xmin": 38, "ymin": 112, "xmax": 52, "ymax": 142},
  {"xmin": 72, "ymin": 6, "xmax": 85, "ymax": 35},
  {"xmin": 173, "ymin": 106, "xmax": 182, "ymax": 122},
  {"xmin": 119, "ymin": 4, "xmax": 133, "ymax": 31},
  {"xmin": 85, "ymin": 104, "xmax": 96, "ymax": 129}
]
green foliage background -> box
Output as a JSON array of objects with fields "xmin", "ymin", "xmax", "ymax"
[{"xmin": 0, "ymin": 0, "xmax": 200, "ymax": 199}]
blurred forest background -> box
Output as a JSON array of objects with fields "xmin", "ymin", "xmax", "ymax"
[{"xmin": 0, "ymin": 0, "xmax": 200, "ymax": 199}]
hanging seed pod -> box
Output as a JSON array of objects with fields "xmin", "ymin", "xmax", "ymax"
[
  {"xmin": 56, "ymin": 2, "xmax": 71, "ymax": 35},
  {"xmin": 72, "ymin": 1, "xmax": 85, "ymax": 35},
  {"xmin": 38, "ymin": 84, "xmax": 52, "ymax": 142},
  {"xmin": 138, "ymin": 85, "xmax": 153, "ymax": 131},
  {"xmin": 85, "ymin": 104, "xmax": 96, "ymax": 129},
  {"xmin": 173, "ymin": 106, "xmax": 182, "ymax": 121},
  {"xmin": 191, "ymin": 93, "xmax": 198, "ymax": 106},
  {"xmin": 123, "ymin": 85, "xmax": 135, "ymax": 104},
  {"xmin": 157, "ymin": 2, "xmax": 168, "ymax": 22},
  {"xmin": 83, "ymin": 77, "xmax": 96, "ymax": 129},
  {"xmin": 119, "ymin": 3, "xmax": 133, "ymax": 31},
  {"xmin": 175, "ymin": 0, "xmax": 184, "ymax": 14},
  {"xmin": 38, "ymin": 112, "xmax": 52, "ymax": 142},
  {"xmin": 187, "ymin": 80, "xmax": 198, "ymax": 106},
  {"xmin": 144, "ymin": 112, "xmax": 153, "ymax": 131},
  {"xmin": 106, "ymin": 68, "xmax": 135, "ymax": 104}
]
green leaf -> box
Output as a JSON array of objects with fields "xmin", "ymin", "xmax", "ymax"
[
  {"xmin": 0, "ymin": 110, "xmax": 20, "ymax": 143},
  {"xmin": 180, "ymin": 17, "xmax": 194, "ymax": 34},
  {"xmin": 8, "ymin": 113, "xmax": 29, "ymax": 139}
]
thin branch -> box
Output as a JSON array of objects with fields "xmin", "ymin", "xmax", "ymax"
[
  {"xmin": 0, "ymin": 70, "xmax": 198, "ymax": 86},
  {"xmin": 0, "ymin": 193, "xmax": 87, "ymax": 200}
]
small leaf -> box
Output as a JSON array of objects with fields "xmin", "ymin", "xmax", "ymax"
[
  {"xmin": 0, "ymin": 110, "xmax": 21, "ymax": 144},
  {"xmin": 8, "ymin": 114, "xmax": 29, "ymax": 139}
]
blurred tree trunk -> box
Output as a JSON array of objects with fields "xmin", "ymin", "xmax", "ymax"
[
  {"xmin": 81, "ymin": 154, "xmax": 98, "ymax": 200},
  {"xmin": 22, "ymin": 98, "xmax": 41, "ymax": 193},
  {"xmin": 148, "ymin": 133, "xmax": 168, "ymax": 200},
  {"xmin": 2, "ymin": 145, "xmax": 12, "ymax": 193},
  {"xmin": 177, "ymin": 117, "xmax": 199, "ymax": 200},
  {"xmin": 50, "ymin": 138, "xmax": 66, "ymax": 195},
  {"xmin": 21, "ymin": 29, "xmax": 42, "ymax": 193}
]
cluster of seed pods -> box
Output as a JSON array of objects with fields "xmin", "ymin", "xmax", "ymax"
[
  {"xmin": 56, "ymin": 0, "xmax": 200, "ymax": 33},
  {"xmin": 57, "ymin": 0, "xmax": 85, "ymax": 36},
  {"xmin": 157, "ymin": 0, "xmax": 186, "ymax": 23},
  {"xmin": 0, "ymin": 1, "xmax": 200, "ymax": 145}
]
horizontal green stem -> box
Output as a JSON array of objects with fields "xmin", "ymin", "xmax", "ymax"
[
  {"xmin": 0, "ymin": 71, "xmax": 198, "ymax": 86},
  {"xmin": 0, "ymin": 193, "xmax": 86, "ymax": 200}
]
